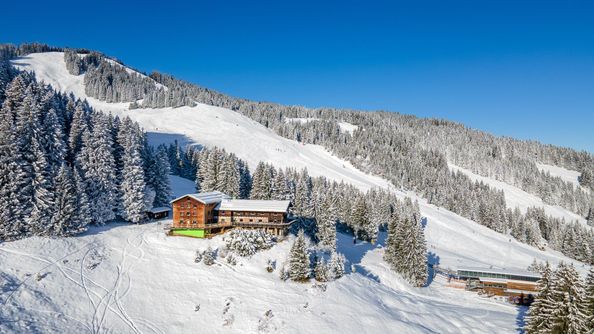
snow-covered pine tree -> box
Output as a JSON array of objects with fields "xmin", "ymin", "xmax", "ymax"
[
  {"xmin": 315, "ymin": 194, "xmax": 338, "ymax": 251},
  {"xmin": 293, "ymin": 169, "xmax": 313, "ymax": 217},
  {"xmin": 220, "ymin": 155, "xmax": 240, "ymax": 197},
  {"xmin": 13, "ymin": 82, "xmax": 43, "ymax": 237},
  {"xmin": 27, "ymin": 134, "xmax": 55, "ymax": 235},
  {"xmin": 351, "ymin": 195, "xmax": 371, "ymax": 240},
  {"xmin": 73, "ymin": 166, "xmax": 93, "ymax": 228},
  {"xmin": 120, "ymin": 127, "xmax": 148, "ymax": 223},
  {"xmin": 150, "ymin": 146, "xmax": 172, "ymax": 207},
  {"xmin": 288, "ymin": 230, "xmax": 311, "ymax": 282},
  {"xmin": 51, "ymin": 164, "xmax": 82, "ymax": 236},
  {"xmin": 76, "ymin": 113, "xmax": 117, "ymax": 225},
  {"xmin": 237, "ymin": 159, "xmax": 251, "ymax": 199},
  {"xmin": 271, "ymin": 169, "xmax": 290, "ymax": 200},
  {"xmin": 42, "ymin": 108, "xmax": 66, "ymax": 177},
  {"xmin": 0, "ymin": 75, "xmax": 30, "ymax": 239},
  {"xmin": 525, "ymin": 262, "xmax": 555, "ymax": 334},
  {"xmin": 328, "ymin": 251, "xmax": 345, "ymax": 279},
  {"xmin": 383, "ymin": 214, "xmax": 400, "ymax": 267},
  {"xmin": 385, "ymin": 214, "xmax": 428, "ymax": 287},
  {"xmin": 67, "ymin": 103, "xmax": 88, "ymax": 164},
  {"xmin": 201, "ymin": 148, "xmax": 223, "ymax": 192},
  {"xmin": 314, "ymin": 257, "xmax": 330, "ymax": 282},
  {"xmin": 584, "ymin": 267, "xmax": 594, "ymax": 329},
  {"xmin": 250, "ymin": 162, "xmax": 272, "ymax": 200},
  {"xmin": 548, "ymin": 262, "xmax": 588, "ymax": 334}
]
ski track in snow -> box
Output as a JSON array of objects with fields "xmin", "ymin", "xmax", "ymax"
[{"xmin": 5, "ymin": 51, "xmax": 592, "ymax": 333}]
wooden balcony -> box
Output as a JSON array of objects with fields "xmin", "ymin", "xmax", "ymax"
[{"xmin": 172, "ymin": 221, "xmax": 232, "ymax": 230}]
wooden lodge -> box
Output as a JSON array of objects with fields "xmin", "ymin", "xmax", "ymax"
[
  {"xmin": 170, "ymin": 191, "xmax": 293, "ymax": 238},
  {"xmin": 457, "ymin": 267, "xmax": 541, "ymax": 305}
]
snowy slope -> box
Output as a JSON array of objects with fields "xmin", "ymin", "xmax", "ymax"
[
  {"xmin": 12, "ymin": 51, "xmax": 587, "ymax": 271},
  {"xmin": 11, "ymin": 53, "xmax": 390, "ymax": 193},
  {"xmin": 0, "ymin": 177, "xmax": 521, "ymax": 334},
  {"xmin": 7, "ymin": 51, "xmax": 591, "ymax": 333},
  {"xmin": 449, "ymin": 163, "xmax": 587, "ymax": 225}
]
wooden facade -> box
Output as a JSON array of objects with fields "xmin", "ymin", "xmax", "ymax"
[
  {"xmin": 170, "ymin": 193, "xmax": 291, "ymax": 238},
  {"xmin": 458, "ymin": 267, "xmax": 540, "ymax": 305}
]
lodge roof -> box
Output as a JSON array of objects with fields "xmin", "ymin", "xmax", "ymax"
[
  {"xmin": 458, "ymin": 267, "xmax": 541, "ymax": 279},
  {"xmin": 147, "ymin": 207, "xmax": 171, "ymax": 214},
  {"xmin": 216, "ymin": 199, "xmax": 291, "ymax": 213},
  {"xmin": 170, "ymin": 191, "xmax": 231, "ymax": 205}
]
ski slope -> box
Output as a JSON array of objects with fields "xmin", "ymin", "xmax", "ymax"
[
  {"xmin": 448, "ymin": 163, "xmax": 587, "ymax": 225},
  {"xmin": 7, "ymin": 51, "xmax": 591, "ymax": 333},
  {"xmin": 0, "ymin": 176, "xmax": 521, "ymax": 334}
]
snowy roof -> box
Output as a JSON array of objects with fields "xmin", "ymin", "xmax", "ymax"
[
  {"xmin": 458, "ymin": 267, "xmax": 541, "ymax": 279},
  {"xmin": 170, "ymin": 191, "xmax": 231, "ymax": 205},
  {"xmin": 216, "ymin": 199, "xmax": 291, "ymax": 213},
  {"xmin": 147, "ymin": 207, "xmax": 171, "ymax": 213}
]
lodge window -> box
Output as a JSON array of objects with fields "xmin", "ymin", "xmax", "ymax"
[
  {"xmin": 258, "ymin": 219, "xmax": 263, "ymax": 222},
  {"xmin": 192, "ymin": 221, "xmax": 197, "ymax": 225},
  {"xmin": 249, "ymin": 219, "xmax": 253, "ymax": 222},
  {"xmin": 186, "ymin": 212, "xmax": 191, "ymax": 217}
]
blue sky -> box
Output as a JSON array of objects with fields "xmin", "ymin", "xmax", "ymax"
[{"xmin": 3, "ymin": 0, "xmax": 593, "ymax": 152}]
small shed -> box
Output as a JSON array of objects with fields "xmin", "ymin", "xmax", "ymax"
[{"xmin": 147, "ymin": 207, "xmax": 171, "ymax": 220}]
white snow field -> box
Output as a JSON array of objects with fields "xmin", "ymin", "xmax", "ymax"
[
  {"xmin": 1, "ymin": 177, "xmax": 521, "ymax": 334},
  {"xmin": 448, "ymin": 163, "xmax": 587, "ymax": 225},
  {"xmin": 6, "ymin": 51, "xmax": 591, "ymax": 333}
]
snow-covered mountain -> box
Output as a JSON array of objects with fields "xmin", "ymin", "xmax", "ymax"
[{"xmin": 1, "ymin": 51, "xmax": 591, "ymax": 333}]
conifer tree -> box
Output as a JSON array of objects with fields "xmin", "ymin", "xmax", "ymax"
[
  {"xmin": 150, "ymin": 146, "xmax": 172, "ymax": 207},
  {"xmin": 251, "ymin": 162, "xmax": 272, "ymax": 199},
  {"xmin": 77, "ymin": 113, "xmax": 117, "ymax": 225},
  {"xmin": 316, "ymin": 195, "xmax": 338, "ymax": 251},
  {"xmin": 548, "ymin": 262, "xmax": 588, "ymax": 334},
  {"xmin": 314, "ymin": 257, "xmax": 330, "ymax": 282},
  {"xmin": 384, "ymin": 214, "xmax": 428, "ymax": 287},
  {"xmin": 28, "ymin": 135, "xmax": 55, "ymax": 235},
  {"xmin": 329, "ymin": 251, "xmax": 345, "ymax": 279},
  {"xmin": 288, "ymin": 230, "xmax": 311, "ymax": 282},
  {"xmin": 73, "ymin": 166, "xmax": 92, "ymax": 228},
  {"xmin": 584, "ymin": 267, "xmax": 594, "ymax": 329},
  {"xmin": 51, "ymin": 164, "xmax": 81, "ymax": 236},
  {"xmin": 120, "ymin": 129, "xmax": 147, "ymax": 223},
  {"xmin": 238, "ymin": 160, "xmax": 251, "ymax": 199},
  {"xmin": 293, "ymin": 169, "xmax": 313, "ymax": 217},
  {"xmin": 525, "ymin": 262, "xmax": 555, "ymax": 334},
  {"xmin": 68, "ymin": 103, "xmax": 88, "ymax": 163}
]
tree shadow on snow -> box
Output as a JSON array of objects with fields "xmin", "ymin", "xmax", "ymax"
[
  {"xmin": 336, "ymin": 230, "xmax": 387, "ymax": 283},
  {"xmin": 425, "ymin": 251, "xmax": 440, "ymax": 287},
  {"xmin": 515, "ymin": 306, "xmax": 528, "ymax": 334},
  {"xmin": 146, "ymin": 132, "xmax": 197, "ymax": 149}
]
